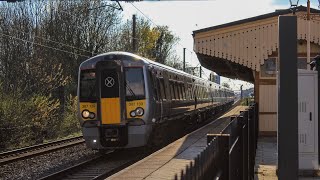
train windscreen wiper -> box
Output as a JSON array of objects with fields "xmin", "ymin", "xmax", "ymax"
[{"xmin": 125, "ymin": 81, "xmax": 137, "ymax": 99}]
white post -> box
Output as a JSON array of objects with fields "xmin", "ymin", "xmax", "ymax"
[
  {"xmin": 307, "ymin": 20, "xmax": 311, "ymax": 66},
  {"xmin": 307, "ymin": 0, "xmax": 311, "ymax": 68}
]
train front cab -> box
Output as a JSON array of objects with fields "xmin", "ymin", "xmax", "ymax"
[{"xmin": 78, "ymin": 58, "xmax": 151, "ymax": 150}]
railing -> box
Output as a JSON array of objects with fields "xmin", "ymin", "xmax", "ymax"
[{"xmin": 174, "ymin": 103, "xmax": 259, "ymax": 180}]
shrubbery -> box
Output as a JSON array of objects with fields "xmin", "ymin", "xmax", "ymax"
[
  {"xmin": 59, "ymin": 95, "xmax": 81, "ymax": 137},
  {"xmin": 0, "ymin": 89, "xmax": 81, "ymax": 151}
]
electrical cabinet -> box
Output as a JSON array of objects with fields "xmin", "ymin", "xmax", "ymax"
[{"xmin": 298, "ymin": 69, "xmax": 318, "ymax": 170}]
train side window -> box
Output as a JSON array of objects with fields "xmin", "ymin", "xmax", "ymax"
[
  {"xmin": 159, "ymin": 78, "xmax": 166, "ymax": 100},
  {"xmin": 179, "ymin": 83, "xmax": 183, "ymax": 100},
  {"xmin": 156, "ymin": 78, "xmax": 161, "ymax": 100},
  {"xmin": 205, "ymin": 88, "xmax": 207, "ymax": 99},
  {"xmin": 204, "ymin": 88, "xmax": 207, "ymax": 99},
  {"xmin": 181, "ymin": 84, "xmax": 184, "ymax": 100},
  {"xmin": 189, "ymin": 84, "xmax": 193, "ymax": 99},
  {"xmin": 195, "ymin": 86, "xmax": 198, "ymax": 99},
  {"xmin": 170, "ymin": 81, "xmax": 175, "ymax": 100},
  {"xmin": 178, "ymin": 82, "xmax": 182, "ymax": 100},
  {"xmin": 182, "ymin": 84, "xmax": 186, "ymax": 100},
  {"xmin": 186, "ymin": 84, "xmax": 189, "ymax": 100},
  {"xmin": 176, "ymin": 83, "xmax": 179, "ymax": 100},
  {"xmin": 201, "ymin": 87, "xmax": 204, "ymax": 99},
  {"xmin": 175, "ymin": 82, "xmax": 180, "ymax": 100}
]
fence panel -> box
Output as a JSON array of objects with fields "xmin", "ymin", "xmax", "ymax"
[{"xmin": 175, "ymin": 104, "xmax": 258, "ymax": 180}]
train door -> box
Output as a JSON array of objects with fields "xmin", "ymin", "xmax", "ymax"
[{"xmin": 96, "ymin": 61, "xmax": 125, "ymax": 125}]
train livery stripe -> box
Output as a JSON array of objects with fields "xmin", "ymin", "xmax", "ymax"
[
  {"xmin": 101, "ymin": 98, "xmax": 121, "ymax": 124},
  {"xmin": 126, "ymin": 100, "xmax": 146, "ymax": 118}
]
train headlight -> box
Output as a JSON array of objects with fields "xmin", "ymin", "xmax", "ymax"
[
  {"xmin": 135, "ymin": 107, "xmax": 144, "ymax": 116},
  {"xmin": 130, "ymin": 111, "xmax": 136, "ymax": 117},
  {"xmin": 82, "ymin": 110, "xmax": 90, "ymax": 118}
]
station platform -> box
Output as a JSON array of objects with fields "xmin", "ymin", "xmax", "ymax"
[
  {"xmin": 108, "ymin": 105, "xmax": 248, "ymax": 180},
  {"xmin": 254, "ymin": 137, "xmax": 277, "ymax": 180},
  {"xmin": 254, "ymin": 137, "xmax": 320, "ymax": 180}
]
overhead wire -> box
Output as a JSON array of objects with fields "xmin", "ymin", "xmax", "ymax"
[
  {"xmin": 32, "ymin": 1, "xmax": 122, "ymax": 56},
  {"xmin": 0, "ymin": 32, "xmax": 90, "ymax": 58},
  {"xmin": 8, "ymin": 28, "xmax": 94, "ymax": 55},
  {"xmin": 0, "ymin": 3, "xmax": 95, "ymax": 57}
]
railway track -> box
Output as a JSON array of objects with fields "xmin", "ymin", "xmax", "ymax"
[
  {"xmin": 39, "ymin": 102, "xmax": 240, "ymax": 180},
  {"xmin": 40, "ymin": 149, "xmax": 146, "ymax": 180},
  {"xmin": 0, "ymin": 136, "xmax": 85, "ymax": 165}
]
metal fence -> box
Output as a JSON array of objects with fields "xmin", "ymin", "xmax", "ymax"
[{"xmin": 174, "ymin": 103, "xmax": 259, "ymax": 180}]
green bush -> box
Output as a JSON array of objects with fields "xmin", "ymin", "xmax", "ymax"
[
  {"xmin": 0, "ymin": 91, "xmax": 33, "ymax": 149},
  {"xmin": 0, "ymin": 89, "xmax": 81, "ymax": 151},
  {"xmin": 59, "ymin": 95, "xmax": 81, "ymax": 137}
]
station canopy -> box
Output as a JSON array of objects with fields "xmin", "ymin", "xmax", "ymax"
[{"xmin": 193, "ymin": 6, "xmax": 320, "ymax": 82}]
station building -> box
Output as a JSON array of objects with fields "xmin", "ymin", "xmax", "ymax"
[{"xmin": 193, "ymin": 6, "xmax": 320, "ymax": 136}]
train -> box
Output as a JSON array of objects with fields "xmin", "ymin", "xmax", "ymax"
[{"xmin": 77, "ymin": 52, "xmax": 235, "ymax": 150}]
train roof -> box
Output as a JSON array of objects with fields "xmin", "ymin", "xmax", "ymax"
[{"xmin": 80, "ymin": 51, "xmax": 233, "ymax": 92}]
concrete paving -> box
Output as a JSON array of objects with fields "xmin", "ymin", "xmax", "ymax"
[
  {"xmin": 254, "ymin": 137, "xmax": 320, "ymax": 180},
  {"xmin": 108, "ymin": 105, "xmax": 248, "ymax": 180},
  {"xmin": 254, "ymin": 137, "xmax": 278, "ymax": 180}
]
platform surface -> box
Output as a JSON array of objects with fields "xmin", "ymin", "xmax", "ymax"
[
  {"xmin": 254, "ymin": 137, "xmax": 320, "ymax": 180},
  {"xmin": 108, "ymin": 105, "xmax": 248, "ymax": 180},
  {"xmin": 254, "ymin": 137, "xmax": 278, "ymax": 180}
]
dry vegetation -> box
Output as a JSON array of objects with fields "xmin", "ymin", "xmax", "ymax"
[{"xmin": 0, "ymin": 0, "xmax": 183, "ymax": 150}]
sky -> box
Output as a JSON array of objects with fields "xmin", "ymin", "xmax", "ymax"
[{"xmin": 117, "ymin": 0, "xmax": 319, "ymax": 91}]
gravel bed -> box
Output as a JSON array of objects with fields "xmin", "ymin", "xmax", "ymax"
[{"xmin": 0, "ymin": 143, "xmax": 97, "ymax": 180}]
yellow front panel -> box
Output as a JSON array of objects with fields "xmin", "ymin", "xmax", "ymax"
[
  {"xmin": 101, "ymin": 98, "xmax": 121, "ymax": 124},
  {"xmin": 126, "ymin": 100, "xmax": 146, "ymax": 118},
  {"xmin": 80, "ymin": 102, "xmax": 97, "ymax": 120}
]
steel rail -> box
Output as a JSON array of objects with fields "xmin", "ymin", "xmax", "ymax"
[
  {"xmin": 0, "ymin": 136, "xmax": 85, "ymax": 165},
  {"xmin": 39, "ymin": 150, "xmax": 144, "ymax": 180}
]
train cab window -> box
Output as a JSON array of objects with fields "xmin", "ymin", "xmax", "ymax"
[
  {"xmin": 80, "ymin": 69, "xmax": 96, "ymax": 101},
  {"xmin": 125, "ymin": 68, "xmax": 145, "ymax": 100}
]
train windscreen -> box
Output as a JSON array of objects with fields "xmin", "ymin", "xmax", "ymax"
[
  {"xmin": 125, "ymin": 67, "xmax": 145, "ymax": 100},
  {"xmin": 80, "ymin": 70, "xmax": 96, "ymax": 101}
]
